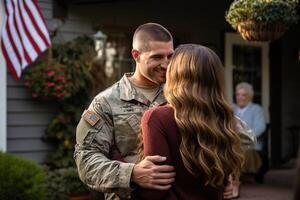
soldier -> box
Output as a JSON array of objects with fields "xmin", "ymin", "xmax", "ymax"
[{"xmin": 74, "ymin": 23, "xmax": 176, "ymax": 200}]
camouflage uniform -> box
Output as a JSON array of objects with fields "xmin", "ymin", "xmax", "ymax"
[{"xmin": 74, "ymin": 73, "xmax": 167, "ymax": 200}]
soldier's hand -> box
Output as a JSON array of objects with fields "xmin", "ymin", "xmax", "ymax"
[{"xmin": 131, "ymin": 155, "xmax": 176, "ymax": 190}]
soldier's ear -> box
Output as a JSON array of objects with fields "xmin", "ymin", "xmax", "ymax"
[{"xmin": 131, "ymin": 49, "xmax": 140, "ymax": 62}]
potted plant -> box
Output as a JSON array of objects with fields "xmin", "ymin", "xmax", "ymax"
[{"xmin": 225, "ymin": 0, "xmax": 299, "ymax": 41}]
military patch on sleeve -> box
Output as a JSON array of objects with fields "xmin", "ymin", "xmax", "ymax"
[{"xmin": 82, "ymin": 109, "xmax": 101, "ymax": 126}]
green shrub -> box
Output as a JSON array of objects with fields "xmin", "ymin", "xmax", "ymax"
[
  {"xmin": 44, "ymin": 167, "xmax": 90, "ymax": 200},
  {"xmin": 0, "ymin": 152, "xmax": 45, "ymax": 200}
]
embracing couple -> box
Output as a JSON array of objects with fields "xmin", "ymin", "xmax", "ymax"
[{"xmin": 74, "ymin": 23, "xmax": 255, "ymax": 200}]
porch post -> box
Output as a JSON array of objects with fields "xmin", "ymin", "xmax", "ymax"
[
  {"xmin": 269, "ymin": 40, "xmax": 282, "ymax": 167},
  {"xmin": 0, "ymin": 0, "xmax": 7, "ymax": 152}
]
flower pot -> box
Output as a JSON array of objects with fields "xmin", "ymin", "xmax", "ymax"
[
  {"xmin": 69, "ymin": 194, "xmax": 90, "ymax": 200},
  {"xmin": 237, "ymin": 20, "xmax": 287, "ymax": 41}
]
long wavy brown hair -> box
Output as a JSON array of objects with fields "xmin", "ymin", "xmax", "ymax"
[{"xmin": 164, "ymin": 44, "xmax": 244, "ymax": 187}]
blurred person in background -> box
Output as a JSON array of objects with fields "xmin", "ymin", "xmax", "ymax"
[{"xmin": 234, "ymin": 82, "xmax": 267, "ymax": 183}]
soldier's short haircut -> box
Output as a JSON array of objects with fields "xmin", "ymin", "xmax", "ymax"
[{"xmin": 132, "ymin": 23, "xmax": 173, "ymax": 52}]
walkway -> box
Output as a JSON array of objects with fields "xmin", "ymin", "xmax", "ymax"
[{"xmin": 238, "ymin": 168, "xmax": 296, "ymax": 200}]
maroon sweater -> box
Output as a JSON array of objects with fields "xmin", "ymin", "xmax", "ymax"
[{"xmin": 133, "ymin": 105, "xmax": 223, "ymax": 200}]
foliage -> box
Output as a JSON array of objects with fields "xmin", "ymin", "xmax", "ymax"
[
  {"xmin": 0, "ymin": 152, "xmax": 45, "ymax": 200},
  {"xmin": 24, "ymin": 36, "xmax": 95, "ymax": 100},
  {"xmin": 23, "ymin": 36, "xmax": 99, "ymax": 196},
  {"xmin": 44, "ymin": 167, "xmax": 90, "ymax": 200},
  {"xmin": 24, "ymin": 61, "xmax": 77, "ymax": 100},
  {"xmin": 225, "ymin": 0, "xmax": 299, "ymax": 29},
  {"xmin": 35, "ymin": 36, "xmax": 97, "ymax": 169},
  {"xmin": 44, "ymin": 95, "xmax": 86, "ymax": 168}
]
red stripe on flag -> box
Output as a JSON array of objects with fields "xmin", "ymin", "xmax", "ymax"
[
  {"xmin": 13, "ymin": 0, "xmax": 37, "ymax": 63},
  {"xmin": 24, "ymin": 0, "xmax": 50, "ymax": 47},
  {"xmin": 32, "ymin": 0, "xmax": 51, "ymax": 45},
  {"xmin": 17, "ymin": 0, "xmax": 41, "ymax": 55},
  {"xmin": 11, "ymin": 0, "xmax": 31, "ymax": 66},
  {"xmin": 5, "ymin": 25, "xmax": 22, "ymax": 69},
  {"xmin": 1, "ymin": 43, "xmax": 19, "ymax": 80},
  {"xmin": 1, "ymin": 0, "xmax": 51, "ymax": 79},
  {"xmin": 4, "ymin": 3, "xmax": 22, "ymax": 72}
]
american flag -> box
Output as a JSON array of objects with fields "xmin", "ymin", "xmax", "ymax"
[{"xmin": 1, "ymin": 0, "xmax": 51, "ymax": 80}]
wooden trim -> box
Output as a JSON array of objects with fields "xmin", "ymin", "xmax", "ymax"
[
  {"xmin": 269, "ymin": 40, "xmax": 282, "ymax": 167},
  {"xmin": 0, "ymin": 0, "xmax": 7, "ymax": 152}
]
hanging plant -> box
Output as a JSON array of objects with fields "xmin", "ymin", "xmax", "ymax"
[
  {"xmin": 24, "ymin": 36, "xmax": 95, "ymax": 100},
  {"xmin": 24, "ymin": 60, "xmax": 74, "ymax": 100},
  {"xmin": 225, "ymin": 0, "xmax": 299, "ymax": 41}
]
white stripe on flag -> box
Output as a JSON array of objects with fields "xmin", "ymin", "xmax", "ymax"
[
  {"xmin": 1, "ymin": 0, "xmax": 51, "ymax": 79},
  {"xmin": 2, "ymin": 30, "xmax": 22, "ymax": 77},
  {"xmin": 25, "ymin": 0, "xmax": 50, "ymax": 44},
  {"xmin": 2, "ymin": 2, "xmax": 22, "ymax": 77},
  {"xmin": 6, "ymin": 1, "xmax": 27, "ymax": 68},
  {"xmin": 14, "ymin": 0, "xmax": 38, "ymax": 61},
  {"xmin": 13, "ymin": 0, "xmax": 37, "ymax": 61},
  {"xmin": 19, "ymin": 0, "xmax": 47, "ymax": 51}
]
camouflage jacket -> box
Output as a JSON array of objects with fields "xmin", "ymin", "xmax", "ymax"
[{"xmin": 74, "ymin": 73, "xmax": 167, "ymax": 200}]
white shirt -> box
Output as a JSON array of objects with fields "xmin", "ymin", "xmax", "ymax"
[{"xmin": 236, "ymin": 103, "xmax": 251, "ymax": 117}]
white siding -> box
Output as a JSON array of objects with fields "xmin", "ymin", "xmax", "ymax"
[
  {"xmin": 6, "ymin": 72, "xmax": 58, "ymax": 163},
  {"xmin": 6, "ymin": 0, "xmax": 56, "ymax": 163}
]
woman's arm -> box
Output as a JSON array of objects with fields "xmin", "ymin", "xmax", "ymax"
[{"xmin": 133, "ymin": 108, "xmax": 173, "ymax": 200}]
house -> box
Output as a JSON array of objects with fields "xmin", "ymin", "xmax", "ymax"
[{"xmin": 0, "ymin": 0, "xmax": 299, "ymax": 167}]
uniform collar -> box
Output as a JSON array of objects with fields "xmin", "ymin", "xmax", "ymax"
[{"xmin": 119, "ymin": 73, "xmax": 167, "ymax": 106}]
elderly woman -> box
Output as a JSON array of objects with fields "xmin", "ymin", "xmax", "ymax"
[
  {"xmin": 234, "ymin": 82, "xmax": 267, "ymax": 182},
  {"xmin": 225, "ymin": 82, "xmax": 267, "ymax": 198},
  {"xmin": 234, "ymin": 82, "xmax": 266, "ymax": 149}
]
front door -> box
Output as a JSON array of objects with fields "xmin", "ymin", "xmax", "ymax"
[{"xmin": 224, "ymin": 32, "xmax": 270, "ymax": 122}]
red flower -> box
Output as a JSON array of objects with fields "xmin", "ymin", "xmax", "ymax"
[
  {"xmin": 57, "ymin": 92, "xmax": 65, "ymax": 97},
  {"xmin": 56, "ymin": 85, "xmax": 63, "ymax": 91},
  {"xmin": 57, "ymin": 75, "xmax": 66, "ymax": 83},
  {"xmin": 47, "ymin": 71, "xmax": 55, "ymax": 77},
  {"xmin": 47, "ymin": 82, "xmax": 55, "ymax": 88}
]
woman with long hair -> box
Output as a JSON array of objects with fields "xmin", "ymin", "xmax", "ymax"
[{"xmin": 133, "ymin": 44, "xmax": 244, "ymax": 200}]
